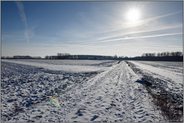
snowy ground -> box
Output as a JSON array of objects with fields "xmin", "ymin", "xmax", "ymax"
[
  {"xmin": 1, "ymin": 60, "xmax": 183, "ymax": 122},
  {"xmin": 6, "ymin": 59, "xmax": 115, "ymax": 66},
  {"xmin": 2, "ymin": 60, "xmax": 116, "ymax": 73},
  {"xmin": 127, "ymin": 61, "xmax": 183, "ymax": 121}
]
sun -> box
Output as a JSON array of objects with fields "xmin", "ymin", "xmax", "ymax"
[{"xmin": 125, "ymin": 8, "xmax": 141, "ymax": 25}]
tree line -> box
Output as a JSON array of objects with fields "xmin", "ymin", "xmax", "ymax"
[
  {"xmin": 128, "ymin": 51, "xmax": 183, "ymax": 61},
  {"xmin": 1, "ymin": 51, "xmax": 183, "ymax": 61},
  {"xmin": 142, "ymin": 52, "xmax": 183, "ymax": 57},
  {"xmin": 44, "ymin": 52, "xmax": 183, "ymax": 61}
]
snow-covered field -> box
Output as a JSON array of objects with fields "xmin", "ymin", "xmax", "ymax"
[
  {"xmin": 1, "ymin": 60, "xmax": 183, "ymax": 122},
  {"xmin": 2, "ymin": 60, "xmax": 116, "ymax": 73}
]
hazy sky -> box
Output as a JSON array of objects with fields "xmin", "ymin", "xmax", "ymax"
[{"xmin": 2, "ymin": 1, "xmax": 183, "ymax": 57}]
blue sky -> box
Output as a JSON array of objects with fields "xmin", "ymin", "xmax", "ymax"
[{"xmin": 2, "ymin": 1, "xmax": 183, "ymax": 57}]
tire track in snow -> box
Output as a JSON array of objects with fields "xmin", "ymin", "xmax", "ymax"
[
  {"xmin": 59, "ymin": 62, "xmax": 164, "ymax": 122},
  {"xmin": 126, "ymin": 61, "xmax": 183, "ymax": 122}
]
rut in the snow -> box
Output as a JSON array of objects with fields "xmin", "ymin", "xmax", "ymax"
[{"xmin": 126, "ymin": 61, "xmax": 183, "ymax": 122}]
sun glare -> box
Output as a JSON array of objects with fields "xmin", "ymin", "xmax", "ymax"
[{"xmin": 125, "ymin": 8, "xmax": 141, "ymax": 25}]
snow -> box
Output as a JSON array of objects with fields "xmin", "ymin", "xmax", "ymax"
[
  {"xmin": 129, "ymin": 61, "xmax": 183, "ymax": 100},
  {"xmin": 59, "ymin": 62, "xmax": 163, "ymax": 122},
  {"xmin": 1, "ymin": 60, "xmax": 182, "ymax": 122},
  {"xmin": 2, "ymin": 60, "xmax": 113, "ymax": 73},
  {"xmin": 10, "ymin": 59, "xmax": 114, "ymax": 66},
  {"xmin": 1, "ymin": 62, "xmax": 97, "ymax": 122},
  {"xmin": 130, "ymin": 61, "xmax": 183, "ymax": 84}
]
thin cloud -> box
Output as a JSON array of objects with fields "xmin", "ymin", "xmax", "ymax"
[
  {"xmin": 141, "ymin": 11, "xmax": 182, "ymax": 24},
  {"xmin": 63, "ymin": 23, "xmax": 181, "ymax": 45},
  {"xmin": 69, "ymin": 11, "xmax": 182, "ymax": 45},
  {"xmin": 96, "ymin": 11, "xmax": 182, "ymax": 36},
  {"xmin": 99, "ymin": 32, "xmax": 182, "ymax": 43},
  {"xmin": 97, "ymin": 24, "xmax": 181, "ymax": 42},
  {"xmin": 94, "ymin": 11, "xmax": 182, "ymax": 44},
  {"xmin": 16, "ymin": 1, "xmax": 29, "ymax": 43}
]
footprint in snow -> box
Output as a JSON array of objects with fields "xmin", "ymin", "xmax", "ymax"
[
  {"xmin": 75, "ymin": 109, "xmax": 85, "ymax": 116},
  {"xmin": 90, "ymin": 115, "xmax": 99, "ymax": 121}
]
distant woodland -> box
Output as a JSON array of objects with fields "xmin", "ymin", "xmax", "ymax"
[{"xmin": 1, "ymin": 51, "xmax": 183, "ymax": 61}]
